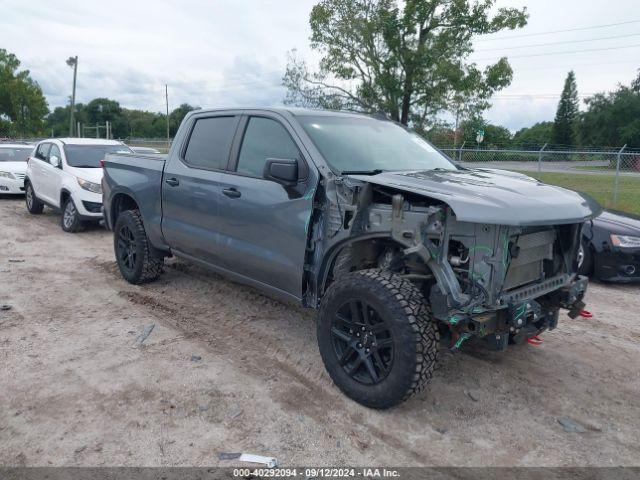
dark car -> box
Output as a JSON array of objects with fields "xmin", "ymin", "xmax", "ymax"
[
  {"xmin": 101, "ymin": 108, "xmax": 599, "ymax": 409},
  {"xmin": 579, "ymin": 210, "xmax": 640, "ymax": 283}
]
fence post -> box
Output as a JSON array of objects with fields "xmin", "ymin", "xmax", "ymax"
[
  {"xmin": 613, "ymin": 144, "xmax": 627, "ymax": 207},
  {"xmin": 458, "ymin": 141, "xmax": 465, "ymax": 163},
  {"xmin": 537, "ymin": 143, "xmax": 548, "ymax": 173}
]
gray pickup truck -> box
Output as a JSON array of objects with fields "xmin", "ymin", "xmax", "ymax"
[{"xmin": 103, "ymin": 108, "xmax": 600, "ymax": 408}]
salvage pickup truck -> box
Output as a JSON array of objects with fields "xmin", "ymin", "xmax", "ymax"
[{"xmin": 102, "ymin": 108, "xmax": 600, "ymax": 408}]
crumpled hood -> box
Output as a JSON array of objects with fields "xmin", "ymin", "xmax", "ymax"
[{"xmin": 348, "ymin": 168, "xmax": 602, "ymax": 226}]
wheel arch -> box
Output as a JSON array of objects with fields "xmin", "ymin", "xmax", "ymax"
[
  {"xmin": 316, "ymin": 234, "xmax": 409, "ymax": 299},
  {"xmin": 60, "ymin": 188, "xmax": 72, "ymax": 207},
  {"xmin": 110, "ymin": 192, "xmax": 140, "ymax": 227}
]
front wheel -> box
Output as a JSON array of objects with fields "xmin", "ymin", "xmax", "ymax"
[
  {"xmin": 317, "ymin": 269, "xmax": 438, "ymax": 409},
  {"xmin": 114, "ymin": 209, "xmax": 163, "ymax": 284},
  {"xmin": 61, "ymin": 197, "xmax": 83, "ymax": 233}
]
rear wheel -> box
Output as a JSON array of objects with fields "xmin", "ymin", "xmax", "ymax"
[
  {"xmin": 25, "ymin": 182, "xmax": 44, "ymax": 214},
  {"xmin": 317, "ymin": 269, "xmax": 437, "ymax": 409},
  {"xmin": 61, "ymin": 197, "xmax": 83, "ymax": 233},
  {"xmin": 114, "ymin": 209, "xmax": 163, "ymax": 284}
]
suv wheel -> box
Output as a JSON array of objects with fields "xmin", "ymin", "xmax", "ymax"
[
  {"xmin": 577, "ymin": 242, "xmax": 593, "ymax": 276},
  {"xmin": 25, "ymin": 182, "xmax": 44, "ymax": 214},
  {"xmin": 61, "ymin": 197, "xmax": 83, "ymax": 233},
  {"xmin": 114, "ymin": 209, "xmax": 163, "ymax": 284},
  {"xmin": 317, "ymin": 269, "xmax": 437, "ymax": 409}
]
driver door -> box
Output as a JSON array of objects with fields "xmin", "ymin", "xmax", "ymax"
[{"xmin": 215, "ymin": 114, "xmax": 317, "ymax": 299}]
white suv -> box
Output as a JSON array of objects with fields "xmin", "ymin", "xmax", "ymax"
[{"xmin": 25, "ymin": 138, "xmax": 133, "ymax": 232}]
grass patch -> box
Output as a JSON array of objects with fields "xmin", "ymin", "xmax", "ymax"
[{"xmin": 516, "ymin": 171, "xmax": 640, "ymax": 216}]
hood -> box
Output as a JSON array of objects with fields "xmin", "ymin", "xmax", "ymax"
[
  {"xmin": 595, "ymin": 210, "xmax": 640, "ymax": 233},
  {"xmin": 348, "ymin": 168, "xmax": 601, "ymax": 226},
  {"xmin": 66, "ymin": 166, "xmax": 103, "ymax": 184},
  {"xmin": 0, "ymin": 162, "xmax": 27, "ymax": 174}
]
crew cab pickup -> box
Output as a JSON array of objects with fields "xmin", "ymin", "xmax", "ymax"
[{"xmin": 102, "ymin": 108, "xmax": 600, "ymax": 408}]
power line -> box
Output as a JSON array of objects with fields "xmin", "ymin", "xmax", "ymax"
[
  {"xmin": 514, "ymin": 60, "xmax": 639, "ymax": 71},
  {"xmin": 476, "ymin": 32, "xmax": 640, "ymax": 52},
  {"xmin": 474, "ymin": 43, "xmax": 640, "ymax": 61},
  {"xmin": 476, "ymin": 19, "xmax": 640, "ymax": 42}
]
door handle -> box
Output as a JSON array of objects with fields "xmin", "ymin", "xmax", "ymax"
[
  {"xmin": 165, "ymin": 177, "xmax": 179, "ymax": 187},
  {"xmin": 222, "ymin": 187, "xmax": 241, "ymax": 198}
]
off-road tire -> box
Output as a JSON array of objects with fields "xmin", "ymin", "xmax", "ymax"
[
  {"xmin": 25, "ymin": 181, "xmax": 44, "ymax": 214},
  {"xmin": 61, "ymin": 197, "xmax": 83, "ymax": 233},
  {"xmin": 114, "ymin": 209, "xmax": 163, "ymax": 284},
  {"xmin": 317, "ymin": 269, "xmax": 438, "ymax": 409}
]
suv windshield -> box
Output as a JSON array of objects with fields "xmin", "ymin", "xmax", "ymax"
[
  {"xmin": 298, "ymin": 115, "xmax": 456, "ymax": 173},
  {"xmin": 0, "ymin": 147, "xmax": 32, "ymax": 162},
  {"xmin": 64, "ymin": 144, "xmax": 133, "ymax": 168}
]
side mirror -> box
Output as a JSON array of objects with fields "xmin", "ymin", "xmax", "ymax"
[
  {"xmin": 263, "ymin": 158, "xmax": 298, "ymax": 186},
  {"xmin": 49, "ymin": 155, "xmax": 61, "ymax": 168}
]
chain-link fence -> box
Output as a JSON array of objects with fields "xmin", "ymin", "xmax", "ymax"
[{"xmin": 435, "ymin": 144, "xmax": 640, "ymax": 215}]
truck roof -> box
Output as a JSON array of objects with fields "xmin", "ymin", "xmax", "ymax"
[{"xmin": 188, "ymin": 107, "xmax": 374, "ymax": 119}]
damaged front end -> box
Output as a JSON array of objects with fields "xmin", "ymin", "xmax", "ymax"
[{"xmin": 307, "ymin": 172, "xmax": 596, "ymax": 352}]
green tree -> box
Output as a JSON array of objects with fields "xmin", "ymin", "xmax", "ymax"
[
  {"xmin": 576, "ymin": 71, "xmax": 640, "ymax": 148},
  {"xmin": 460, "ymin": 117, "xmax": 512, "ymax": 147},
  {"xmin": 84, "ymin": 98, "xmax": 128, "ymax": 138},
  {"xmin": 512, "ymin": 121, "xmax": 553, "ymax": 148},
  {"xmin": 283, "ymin": 0, "xmax": 527, "ymax": 130},
  {"xmin": 552, "ymin": 71, "xmax": 579, "ymax": 146},
  {"xmin": 0, "ymin": 49, "xmax": 49, "ymax": 137}
]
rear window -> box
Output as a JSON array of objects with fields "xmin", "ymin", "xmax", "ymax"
[
  {"xmin": 183, "ymin": 116, "xmax": 237, "ymax": 170},
  {"xmin": 0, "ymin": 147, "xmax": 32, "ymax": 162},
  {"xmin": 64, "ymin": 144, "xmax": 133, "ymax": 168}
]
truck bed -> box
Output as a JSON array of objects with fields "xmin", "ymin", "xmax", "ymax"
[{"xmin": 101, "ymin": 152, "xmax": 167, "ymax": 248}]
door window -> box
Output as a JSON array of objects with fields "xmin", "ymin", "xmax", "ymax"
[
  {"xmin": 237, "ymin": 117, "xmax": 300, "ymax": 178},
  {"xmin": 183, "ymin": 116, "xmax": 237, "ymax": 170},
  {"xmin": 48, "ymin": 144, "xmax": 62, "ymax": 165},
  {"xmin": 35, "ymin": 143, "xmax": 50, "ymax": 161}
]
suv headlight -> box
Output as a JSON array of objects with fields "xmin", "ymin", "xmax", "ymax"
[
  {"xmin": 77, "ymin": 177, "xmax": 102, "ymax": 194},
  {"xmin": 611, "ymin": 234, "xmax": 640, "ymax": 249},
  {"xmin": 0, "ymin": 171, "xmax": 16, "ymax": 179}
]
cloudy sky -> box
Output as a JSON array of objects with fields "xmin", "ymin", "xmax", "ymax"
[{"xmin": 1, "ymin": 0, "xmax": 638, "ymax": 131}]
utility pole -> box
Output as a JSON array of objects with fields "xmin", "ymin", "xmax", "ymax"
[
  {"xmin": 165, "ymin": 84, "xmax": 170, "ymax": 148},
  {"xmin": 66, "ymin": 56, "xmax": 78, "ymax": 137}
]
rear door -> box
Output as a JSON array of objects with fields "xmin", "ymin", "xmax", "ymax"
[
  {"xmin": 215, "ymin": 113, "xmax": 317, "ymax": 298},
  {"xmin": 29, "ymin": 143, "xmax": 51, "ymax": 202},
  {"xmin": 161, "ymin": 113, "xmax": 240, "ymax": 263}
]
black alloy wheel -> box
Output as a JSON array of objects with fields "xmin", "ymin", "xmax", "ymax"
[{"xmin": 331, "ymin": 299, "xmax": 394, "ymax": 385}]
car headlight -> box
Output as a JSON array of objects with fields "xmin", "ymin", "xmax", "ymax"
[
  {"xmin": 0, "ymin": 171, "xmax": 16, "ymax": 179},
  {"xmin": 611, "ymin": 234, "xmax": 640, "ymax": 249},
  {"xmin": 77, "ymin": 177, "xmax": 102, "ymax": 194}
]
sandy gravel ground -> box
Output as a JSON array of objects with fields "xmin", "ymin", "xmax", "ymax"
[{"xmin": 0, "ymin": 196, "xmax": 639, "ymax": 467}]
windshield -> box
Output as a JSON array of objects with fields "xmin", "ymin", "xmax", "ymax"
[
  {"xmin": 298, "ymin": 115, "xmax": 456, "ymax": 173},
  {"xmin": 0, "ymin": 147, "xmax": 32, "ymax": 162},
  {"xmin": 64, "ymin": 144, "xmax": 133, "ymax": 168}
]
